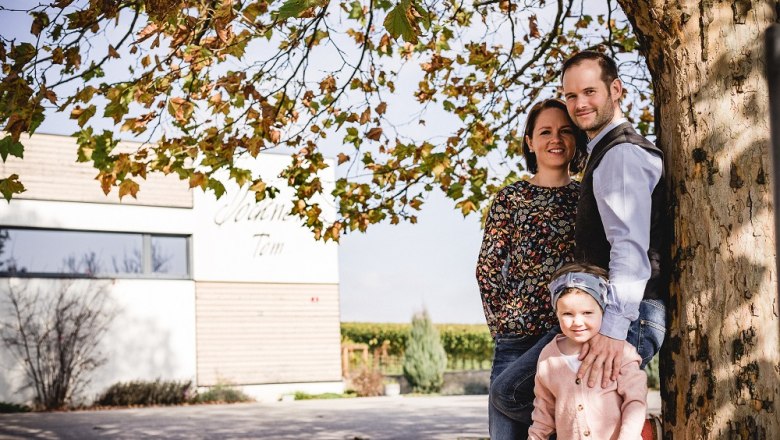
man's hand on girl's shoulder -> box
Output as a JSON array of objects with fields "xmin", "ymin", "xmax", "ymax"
[{"xmin": 577, "ymin": 334, "xmax": 625, "ymax": 387}]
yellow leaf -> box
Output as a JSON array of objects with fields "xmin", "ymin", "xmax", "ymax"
[
  {"xmin": 337, "ymin": 153, "xmax": 350, "ymax": 165},
  {"xmin": 189, "ymin": 172, "xmax": 207, "ymax": 189},
  {"xmin": 118, "ymin": 179, "xmax": 140, "ymax": 200},
  {"xmin": 70, "ymin": 106, "xmax": 84, "ymax": 119},
  {"xmin": 250, "ymin": 179, "xmax": 267, "ymax": 192}
]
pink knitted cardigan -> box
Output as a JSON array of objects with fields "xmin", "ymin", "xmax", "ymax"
[{"xmin": 528, "ymin": 335, "xmax": 647, "ymax": 440}]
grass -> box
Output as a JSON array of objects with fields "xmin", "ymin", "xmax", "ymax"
[{"xmin": 294, "ymin": 390, "xmax": 357, "ymax": 400}]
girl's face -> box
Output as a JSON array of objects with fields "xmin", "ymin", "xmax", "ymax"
[
  {"xmin": 525, "ymin": 107, "xmax": 577, "ymax": 172},
  {"xmin": 556, "ymin": 290, "xmax": 603, "ymax": 345}
]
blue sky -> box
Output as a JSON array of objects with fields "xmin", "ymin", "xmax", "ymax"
[{"xmin": 339, "ymin": 191, "xmax": 486, "ymax": 324}]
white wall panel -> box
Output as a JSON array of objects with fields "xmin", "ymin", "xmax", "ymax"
[
  {"xmin": 0, "ymin": 278, "xmax": 196, "ymax": 404},
  {"xmin": 195, "ymin": 282, "xmax": 342, "ymax": 386}
]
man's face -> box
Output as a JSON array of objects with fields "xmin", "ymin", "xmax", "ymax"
[{"xmin": 562, "ymin": 59, "xmax": 621, "ymax": 138}]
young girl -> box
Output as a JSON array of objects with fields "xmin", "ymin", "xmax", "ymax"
[{"xmin": 528, "ymin": 263, "xmax": 647, "ymax": 440}]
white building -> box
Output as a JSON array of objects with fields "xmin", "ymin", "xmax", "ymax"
[{"xmin": 0, "ymin": 133, "xmax": 344, "ymax": 404}]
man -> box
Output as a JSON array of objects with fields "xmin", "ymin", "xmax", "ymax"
[{"xmin": 489, "ymin": 51, "xmax": 669, "ymax": 438}]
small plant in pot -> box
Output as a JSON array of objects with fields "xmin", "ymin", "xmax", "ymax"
[{"xmin": 383, "ymin": 378, "xmax": 400, "ymax": 397}]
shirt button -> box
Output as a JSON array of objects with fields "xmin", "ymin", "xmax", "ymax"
[
  {"xmin": 575, "ymin": 378, "xmax": 581, "ymax": 385},
  {"xmin": 577, "ymin": 404, "xmax": 584, "ymax": 411},
  {"xmin": 583, "ymin": 431, "xmax": 590, "ymax": 436}
]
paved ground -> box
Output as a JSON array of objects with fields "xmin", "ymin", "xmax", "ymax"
[{"xmin": 0, "ymin": 392, "xmax": 661, "ymax": 440}]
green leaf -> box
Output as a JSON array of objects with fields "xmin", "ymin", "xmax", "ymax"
[
  {"xmin": 10, "ymin": 42, "xmax": 36, "ymax": 66},
  {"xmin": 348, "ymin": 0, "xmax": 363, "ymax": 19},
  {"xmin": 78, "ymin": 105, "xmax": 96, "ymax": 127},
  {"xmin": 243, "ymin": 1, "xmax": 266, "ymax": 22},
  {"xmin": 0, "ymin": 136, "xmax": 24, "ymax": 162},
  {"xmin": 383, "ymin": 1, "xmax": 418, "ymax": 44},
  {"xmin": 413, "ymin": 2, "xmax": 430, "ymax": 31},
  {"xmin": 28, "ymin": 108, "xmax": 45, "ymax": 134},
  {"xmin": 277, "ymin": 0, "xmax": 325, "ymax": 20},
  {"xmin": 208, "ymin": 178, "xmax": 227, "ymax": 198},
  {"xmin": 0, "ymin": 174, "xmax": 25, "ymax": 201}
]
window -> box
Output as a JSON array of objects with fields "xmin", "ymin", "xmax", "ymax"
[{"xmin": 0, "ymin": 228, "xmax": 190, "ymax": 279}]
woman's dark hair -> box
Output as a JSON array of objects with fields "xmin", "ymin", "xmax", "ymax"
[{"xmin": 521, "ymin": 98, "xmax": 587, "ymax": 174}]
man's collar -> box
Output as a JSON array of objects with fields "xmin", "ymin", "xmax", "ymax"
[{"xmin": 586, "ymin": 117, "xmax": 628, "ymax": 154}]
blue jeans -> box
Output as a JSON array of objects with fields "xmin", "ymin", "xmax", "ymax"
[
  {"xmin": 489, "ymin": 299, "xmax": 667, "ymax": 439},
  {"xmin": 489, "ymin": 333, "xmax": 547, "ymax": 440}
]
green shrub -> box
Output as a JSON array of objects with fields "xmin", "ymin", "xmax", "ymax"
[
  {"xmin": 95, "ymin": 379, "xmax": 193, "ymax": 407},
  {"xmin": 193, "ymin": 383, "xmax": 252, "ymax": 404},
  {"xmin": 341, "ymin": 322, "xmax": 409, "ymax": 356},
  {"xmin": 402, "ymin": 310, "xmax": 448, "ymax": 393},
  {"xmin": 646, "ymin": 356, "xmax": 660, "ymax": 389},
  {"xmin": 437, "ymin": 324, "xmax": 493, "ymax": 370},
  {"xmin": 341, "ymin": 322, "xmax": 493, "ymax": 370},
  {"xmin": 0, "ymin": 402, "xmax": 31, "ymax": 413}
]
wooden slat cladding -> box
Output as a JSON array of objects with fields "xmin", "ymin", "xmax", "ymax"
[
  {"xmin": 195, "ymin": 282, "xmax": 342, "ymax": 386},
  {"xmin": 0, "ymin": 133, "xmax": 192, "ymax": 208}
]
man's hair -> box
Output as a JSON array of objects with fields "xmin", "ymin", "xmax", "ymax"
[
  {"xmin": 521, "ymin": 98, "xmax": 587, "ymax": 174},
  {"xmin": 551, "ymin": 262, "xmax": 609, "ymax": 301},
  {"xmin": 561, "ymin": 50, "xmax": 619, "ymax": 89}
]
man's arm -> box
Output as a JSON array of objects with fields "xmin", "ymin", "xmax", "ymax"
[{"xmin": 577, "ymin": 143, "xmax": 662, "ymax": 386}]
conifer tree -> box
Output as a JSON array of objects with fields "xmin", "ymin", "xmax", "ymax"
[{"xmin": 402, "ymin": 310, "xmax": 447, "ymax": 393}]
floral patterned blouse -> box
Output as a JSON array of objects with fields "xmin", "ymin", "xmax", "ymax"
[{"xmin": 476, "ymin": 179, "xmax": 580, "ymax": 338}]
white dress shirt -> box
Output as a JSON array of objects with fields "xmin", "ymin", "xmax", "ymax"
[{"xmin": 587, "ymin": 119, "xmax": 663, "ymax": 340}]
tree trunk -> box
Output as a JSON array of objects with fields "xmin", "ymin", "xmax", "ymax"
[{"xmin": 617, "ymin": 1, "xmax": 780, "ymax": 438}]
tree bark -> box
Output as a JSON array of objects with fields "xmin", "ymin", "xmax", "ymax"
[{"xmin": 617, "ymin": 1, "xmax": 780, "ymax": 438}]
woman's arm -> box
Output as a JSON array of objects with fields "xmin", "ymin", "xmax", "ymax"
[{"xmin": 475, "ymin": 187, "xmax": 515, "ymax": 336}]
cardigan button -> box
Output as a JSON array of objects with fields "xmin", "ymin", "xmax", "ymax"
[
  {"xmin": 575, "ymin": 378, "xmax": 581, "ymax": 385},
  {"xmin": 577, "ymin": 404, "xmax": 584, "ymax": 411},
  {"xmin": 583, "ymin": 430, "xmax": 590, "ymax": 436}
]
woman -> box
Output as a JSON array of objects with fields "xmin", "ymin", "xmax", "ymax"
[{"xmin": 476, "ymin": 98, "xmax": 586, "ymax": 439}]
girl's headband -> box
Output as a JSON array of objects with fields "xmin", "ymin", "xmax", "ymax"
[{"xmin": 549, "ymin": 272, "xmax": 611, "ymax": 311}]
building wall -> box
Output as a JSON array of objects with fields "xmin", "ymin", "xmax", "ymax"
[
  {"xmin": 0, "ymin": 134, "xmax": 342, "ymax": 404},
  {"xmin": 0, "ymin": 278, "xmax": 197, "ymax": 404},
  {"xmin": 196, "ymin": 282, "xmax": 341, "ymax": 386},
  {"xmin": 0, "ymin": 133, "xmax": 193, "ymax": 207}
]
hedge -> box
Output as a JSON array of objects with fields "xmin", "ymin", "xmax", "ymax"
[
  {"xmin": 340, "ymin": 322, "xmax": 660, "ymax": 387},
  {"xmin": 341, "ymin": 322, "xmax": 493, "ymax": 368}
]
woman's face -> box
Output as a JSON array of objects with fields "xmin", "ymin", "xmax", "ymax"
[{"xmin": 526, "ymin": 107, "xmax": 577, "ymax": 173}]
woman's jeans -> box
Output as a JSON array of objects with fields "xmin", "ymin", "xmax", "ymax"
[
  {"xmin": 489, "ymin": 333, "xmax": 547, "ymax": 439},
  {"xmin": 489, "ymin": 299, "xmax": 666, "ymax": 440}
]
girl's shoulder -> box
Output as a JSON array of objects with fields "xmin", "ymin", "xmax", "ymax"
[{"xmin": 621, "ymin": 340, "xmax": 643, "ymax": 365}]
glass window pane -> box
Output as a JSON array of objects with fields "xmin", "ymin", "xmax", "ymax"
[
  {"xmin": 0, "ymin": 228, "xmax": 143, "ymax": 276},
  {"xmin": 150, "ymin": 236, "xmax": 188, "ymax": 276}
]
